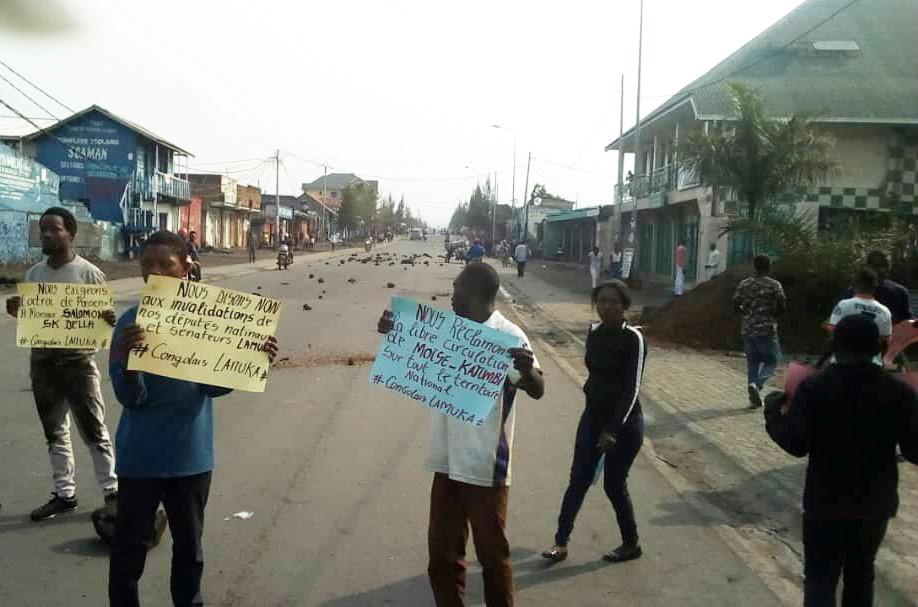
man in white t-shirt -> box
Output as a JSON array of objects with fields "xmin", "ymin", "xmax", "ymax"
[
  {"xmin": 378, "ymin": 263, "xmax": 544, "ymax": 606},
  {"xmin": 514, "ymin": 242, "xmax": 530, "ymax": 278},
  {"xmin": 826, "ymin": 268, "xmax": 892, "ymax": 365},
  {"xmin": 588, "ymin": 246, "xmax": 602, "ymax": 288}
]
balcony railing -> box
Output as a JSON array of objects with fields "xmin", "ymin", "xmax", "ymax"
[
  {"xmin": 614, "ymin": 162, "xmax": 703, "ymax": 206},
  {"xmin": 133, "ymin": 172, "xmax": 191, "ymax": 202}
]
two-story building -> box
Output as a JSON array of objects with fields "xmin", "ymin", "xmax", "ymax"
[
  {"xmin": 606, "ymin": 0, "xmax": 918, "ymax": 287},
  {"xmin": 12, "ymin": 105, "xmax": 192, "ymax": 253},
  {"xmin": 301, "ymin": 172, "xmax": 378, "ymax": 215},
  {"xmin": 187, "ymin": 174, "xmax": 262, "ymax": 248}
]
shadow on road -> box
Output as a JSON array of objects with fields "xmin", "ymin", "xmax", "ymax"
[
  {"xmin": 0, "ymin": 511, "xmax": 92, "ymax": 536},
  {"xmin": 319, "ymin": 548, "xmax": 610, "ymax": 606},
  {"xmin": 50, "ymin": 536, "xmax": 109, "ymax": 558}
]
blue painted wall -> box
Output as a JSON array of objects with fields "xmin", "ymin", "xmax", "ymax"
[
  {"xmin": 33, "ymin": 110, "xmax": 136, "ymax": 224},
  {"xmin": 0, "ymin": 143, "xmax": 61, "ymax": 263}
]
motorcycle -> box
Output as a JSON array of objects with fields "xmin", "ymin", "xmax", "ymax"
[{"xmin": 277, "ymin": 245, "xmax": 291, "ymax": 270}]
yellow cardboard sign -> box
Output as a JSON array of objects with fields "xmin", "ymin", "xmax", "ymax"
[
  {"xmin": 16, "ymin": 282, "xmax": 114, "ymax": 349},
  {"xmin": 128, "ymin": 275, "xmax": 282, "ymax": 392}
]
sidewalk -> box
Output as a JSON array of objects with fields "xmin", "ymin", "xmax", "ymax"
[{"xmin": 495, "ymin": 261, "xmax": 918, "ymax": 604}]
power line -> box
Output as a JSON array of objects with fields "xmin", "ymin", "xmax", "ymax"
[
  {"xmin": 0, "ymin": 60, "xmax": 75, "ymax": 114},
  {"xmin": 0, "ymin": 70, "xmax": 61, "ymax": 121}
]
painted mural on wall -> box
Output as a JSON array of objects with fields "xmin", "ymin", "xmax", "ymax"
[
  {"xmin": 0, "ymin": 143, "xmax": 61, "ymax": 263},
  {"xmin": 34, "ymin": 110, "xmax": 135, "ymax": 224}
]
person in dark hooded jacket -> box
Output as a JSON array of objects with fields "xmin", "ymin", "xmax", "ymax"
[{"xmin": 766, "ymin": 314, "xmax": 918, "ymax": 607}]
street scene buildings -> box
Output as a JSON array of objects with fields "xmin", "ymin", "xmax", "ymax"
[{"xmin": 2, "ymin": 0, "xmax": 918, "ymax": 605}]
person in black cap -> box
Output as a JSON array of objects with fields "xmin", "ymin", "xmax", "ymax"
[{"xmin": 765, "ymin": 314, "xmax": 918, "ymax": 607}]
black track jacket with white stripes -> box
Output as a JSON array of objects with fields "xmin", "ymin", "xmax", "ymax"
[{"xmin": 583, "ymin": 321, "xmax": 648, "ymax": 435}]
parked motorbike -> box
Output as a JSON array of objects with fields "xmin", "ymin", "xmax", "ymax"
[{"xmin": 277, "ymin": 245, "xmax": 291, "ymax": 270}]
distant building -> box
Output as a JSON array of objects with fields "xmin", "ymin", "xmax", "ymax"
[
  {"xmin": 606, "ymin": 0, "xmax": 918, "ymax": 286},
  {"xmin": 10, "ymin": 105, "xmax": 192, "ymax": 243},
  {"xmin": 186, "ymin": 174, "xmax": 262, "ymax": 248},
  {"xmin": 301, "ymin": 173, "xmax": 378, "ymax": 213}
]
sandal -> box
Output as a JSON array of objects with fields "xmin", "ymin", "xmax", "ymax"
[{"xmin": 541, "ymin": 546, "xmax": 568, "ymax": 563}]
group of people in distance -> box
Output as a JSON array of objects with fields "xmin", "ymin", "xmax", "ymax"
[
  {"xmin": 7, "ymin": 207, "xmax": 278, "ymax": 606},
  {"xmin": 735, "ymin": 250, "xmax": 918, "ymax": 606}
]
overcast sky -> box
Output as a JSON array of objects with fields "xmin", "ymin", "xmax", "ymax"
[{"xmin": 0, "ymin": 0, "xmax": 804, "ymax": 226}]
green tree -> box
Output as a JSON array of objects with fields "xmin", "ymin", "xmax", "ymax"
[
  {"xmin": 339, "ymin": 183, "xmax": 378, "ymax": 234},
  {"xmin": 449, "ymin": 204, "xmax": 468, "ymax": 232},
  {"xmin": 680, "ymin": 82, "xmax": 835, "ymax": 228}
]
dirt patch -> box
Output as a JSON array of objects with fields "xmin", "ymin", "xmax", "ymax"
[
  {"xmin": 272, "ymin": 352, "xmax": 376, "ymax": 370},
  {"xmin": 642, "ymin": 267, "xmax": 828, "ymax": 354}
]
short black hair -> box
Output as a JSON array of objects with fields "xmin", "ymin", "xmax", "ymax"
[
  {"xmin": 866, "ymin": 250, "xmax": 890, "ymax": 270},
  {"xmin": 141, "ymin": 230, "xmax": 188, "ymax": 260},
  {"xmin": 753, "ymin": 254, "xmax": 771, "ymax": 273},
  {"xmin": 457, "ymin": 262, "xmax": 500, "ymax": 303},
  {"xmin": 40, "ymin": 207, "xmax": 77, "ymax": 236},
  {"xmin": 853, "ymin": 267, "xmax": 879, "ymax": 294},
  {"xmin": 833, "ymin": 314, "xmax": 881, "ymax": 357},
  {"xmin": 592, "ymin": 280, "xmax": 632, "ymax": 310}
]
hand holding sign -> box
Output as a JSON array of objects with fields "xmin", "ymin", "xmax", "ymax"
[
  {"xmin": 128, "ymin": 275, "xmax": 282, "ymax": 392},
  {"xmin": 370, "ymin": 297, "xmax": 522, "ymax": 426},
  {"xmin": 15, "ymin": 283, "xmax": 115, "ymax": 349}
]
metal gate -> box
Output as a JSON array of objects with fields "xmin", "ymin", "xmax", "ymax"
[
  {"xmin": 654, "ymin": 220, "xmax": 673, "ymax": 277},
  {"xmin": 638, "ymin": 222, "xmax": 654, "ymax": 274}
]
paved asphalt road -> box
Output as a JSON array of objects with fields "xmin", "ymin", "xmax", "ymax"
[{"xmin": 0, "ymin": 240, "xmax": 783, "ymax": 606}]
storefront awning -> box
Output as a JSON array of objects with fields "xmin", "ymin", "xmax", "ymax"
[{"xmin": 544, "ymin": 207, "xmax": 600, "ymax": 223}]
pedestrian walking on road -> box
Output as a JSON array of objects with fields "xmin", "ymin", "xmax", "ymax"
[
  {"xmin": 247, "ymin": 229, "xmax": 257, "ymax": 263},
  {"xmin": 5, "ymin": 207, "xmax": 119, "ymax": 521},
  {"xmin": 108, "ymin": 230, "xmax": 279, "ymax": 607},
  {"xmin": 674, "ymin": 241, "xmax": 688, "ymax": 295},
  {"xmin": 733, "ymin": 255, "xmax": 786, "ymax": 409},
  {"xmin": 822, "ymin": 268, "xmax": 892, "ymax": 367},
  {"xmin": 377, "ymin": 263, "xmax": 545, "ymax": 607},
  {"xmin": 609, "ymin": 243, "xmax": 623, "ymax": 279},
  {"xmin": 765, "ymin": 314, "xmax": 918, "ymax": 607},
  {"xmin": 542, "ymin": 280, "xmax": 647, "ymax": 565},
  {"xmin": 588, "ymin": 246, "xmax": 602, "ymax": 288},
  {"xmin": 514, "ymin": 241, "xmax": 529, "ymax": 278},
  {"xmin": 705, "ymin": 243, "xmax": 721, "ymax": 280}
]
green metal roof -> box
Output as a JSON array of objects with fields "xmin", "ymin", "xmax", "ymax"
[{"xmin": 607, "ymin": 0, "xmax": 918, "ymax": 150}]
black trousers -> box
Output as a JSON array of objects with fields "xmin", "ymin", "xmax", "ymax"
[
  {"xmin": 109, "ymin": 472, "xmax": 212, "ymax": 607},
  {"xmin": 803, "ymin": 516, "xmax": 889, "ymax": 607},
  {"xmin": 554, "ymin": 410, "xmax": 643, "ymax": 547},
  {"xmin": 517, "ymin": 261, "xmax": 526, "ymax": 278}
]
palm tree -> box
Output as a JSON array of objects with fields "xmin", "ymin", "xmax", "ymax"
[{"xmin": 680, "ymin": 82, "xmax": 836, "ymax": 226}]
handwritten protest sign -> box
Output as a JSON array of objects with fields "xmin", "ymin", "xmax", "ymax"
[
  {"xmin": 16, "ymin": 282, "xmax": 114, "ymax": 349},
  {"xmin": 369, "ymin": 297, "xmax": 522, "ymax": 426},
  {"xmin": 128, "ymin": 275, "xmax": 282, "ymax": 392}
]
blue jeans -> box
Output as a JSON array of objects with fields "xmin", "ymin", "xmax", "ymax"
[
  {"xmin": 554, "ymin": 410, "xmax": 643, "ymax": 547},
  {"xmin": 745, "ymin": 335, "xmax": 781, "ymax": 390}
]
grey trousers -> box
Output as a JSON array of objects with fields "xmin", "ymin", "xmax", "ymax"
[{"xmin": 31, "ymin": 358, "xmax": 118, "ymax": 499}]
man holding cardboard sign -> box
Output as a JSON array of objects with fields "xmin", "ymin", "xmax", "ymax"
[
  {"xmin": 377, "ymin": 263, "xmax": 544, "ymax": 607},
  {"xmin": 5, "ymin": 207, "xmax": 119, "ymax": 521}
]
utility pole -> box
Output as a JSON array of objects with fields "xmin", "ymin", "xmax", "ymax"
[
  {"xmin": 511, "ymin": 134, "xmax": 516, "ymax": 212},
  {"xmin": 491, "ymin": 172, "xmax": 497, "ymax": 250},
  {"xmin": 634, "ymin": 0, "xmax": 645, "ymax": 180},
  {"xmin": 275, "ymin": 149, "xmax": 281, "ymax": 245},
  {"xmin": 322, "ymin": 164, "xmax": 328, "ymax": 240},
  {"xmin": 617, "ymin": 73, "xmax": 626, "ymax": 201},
  {"xmin": 522, "ymin": 152, "xmax": 531, "ymax": 243}
]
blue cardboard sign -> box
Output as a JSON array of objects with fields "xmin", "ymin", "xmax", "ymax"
[{"xmin": 370, "ymin": 297, "xmax": 522, "ymax": 426}]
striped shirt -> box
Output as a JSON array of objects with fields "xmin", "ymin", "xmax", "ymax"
[{"xmin": 425, "ymin": 311, "xmax": 539, "ymax": 488}]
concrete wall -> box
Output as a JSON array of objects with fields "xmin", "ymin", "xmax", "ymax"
[
  {"xmin": 828, "ymin": 124, "xmax": 890, "ymax": 187},
  {"xmin": 0, "ymin": 143, "xmax": 61, "ymax": 263}
]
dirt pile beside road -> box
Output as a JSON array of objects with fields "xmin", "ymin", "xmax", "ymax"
[{"xmin": 642, "ymin": 266, "xmax": 828, "ymax": 354}]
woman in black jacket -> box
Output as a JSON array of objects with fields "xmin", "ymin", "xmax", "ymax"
[{"xmin": 542, "ymin": 280, "xmax": 647, "ymax": 563}]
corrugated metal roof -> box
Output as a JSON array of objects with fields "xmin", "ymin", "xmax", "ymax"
[
  {"xmin": 606, "ymin": 0, "xmax": 918, "ymax": 150},
  {"xmin": 18, "ymin": 105, "xmax": 193, "ymax": 156}
]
